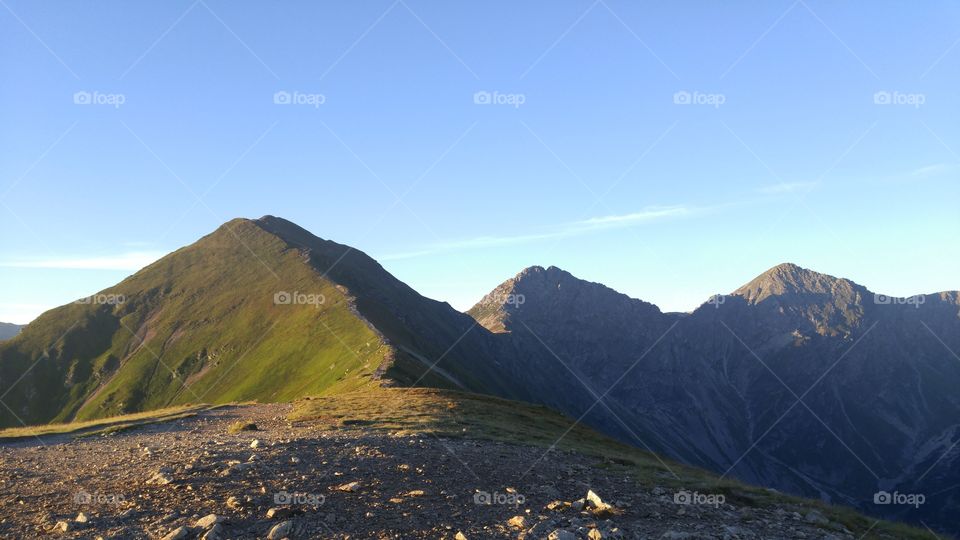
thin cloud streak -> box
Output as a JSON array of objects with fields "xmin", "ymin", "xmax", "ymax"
[
  {"xmin": 380, "ymin": 206, "xmax": 692, "ymax": 261},
  {"xmin": 0, "ymin": 251, "xmax": 167, "ymax": 270},
  {"xmin": 757, "ymin": 181, "xmax": 819, "ymax": 194},
  {"xmin": 911, "ymin": 163, "xmax": 953, "ymax": 177}
]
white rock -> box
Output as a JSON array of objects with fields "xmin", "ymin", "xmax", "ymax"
[{"xmin": 194, "ymin": 514, "xmax": 221, "ymax": 528}]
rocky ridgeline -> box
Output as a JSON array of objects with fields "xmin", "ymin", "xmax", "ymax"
[{"xmin": 0, "ymin": 404, "xmax": 876, "ymax": 539}]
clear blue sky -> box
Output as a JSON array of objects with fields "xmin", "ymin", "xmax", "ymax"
[{"xmin": 2, "ymin": 1, "xmax": 958, "ymax": 323}]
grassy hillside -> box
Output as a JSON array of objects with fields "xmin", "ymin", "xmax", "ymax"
[{"xmin": 0, "ymin": 219, "xmax": 391, "ymax": 427}]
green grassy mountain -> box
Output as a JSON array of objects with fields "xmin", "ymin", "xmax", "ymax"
[{"xmin": 0, "ymin": 216, "xmax": 506, "ymax": 428}]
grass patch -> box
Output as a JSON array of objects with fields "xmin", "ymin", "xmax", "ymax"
[
  {"xmin": 290, "ymin": 387, "xmax": 940, "ymax": 540},
  {"xmin": 227, "ymin": 420, "xmax": 259, "ymax": 434},
  {"xmin": 0, "ymin": 405, "xmax": 206, "ymax": 442}
]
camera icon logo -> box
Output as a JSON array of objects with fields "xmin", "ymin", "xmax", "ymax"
[
  {"xmin": 874, "ymin": 490, "xmax": 892, "ymax": 504},
  {"xmin": 873, "ymin": 91, "xmax": 891, "ymax": 105},
  {"xmin": 473, "ymin": 490, "xmax": 492, "ymax": 505},
  {"xmin": 473, "ymin": 91, "xmax": 491, "ymax": 105},
  {"xmin": 274, "ymin": 291, "xmax": 292, "ymax": 305},
  {"xmin": 673, "ymin": 490, "xmax": 692, "ymax": 504},
  {"xmin": 673, "ymin": 91, "xmax": 691, "ymax": 105},
  {"xmin": 274, "ymin": 91, "xmax": 292, "ymax": 105},
  {"xmin": 73, "ymin": 91, "xmax": 92, "ymax": 105}
]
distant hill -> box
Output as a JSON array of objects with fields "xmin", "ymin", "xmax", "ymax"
[{"xmin": 0, "ymin": 323, "xmax": 21, "ymax": 341}]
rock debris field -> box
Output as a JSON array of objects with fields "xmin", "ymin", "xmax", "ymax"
[{"xmin": 0, "ymin": 404, "xmax": 862, "ymax": 539}]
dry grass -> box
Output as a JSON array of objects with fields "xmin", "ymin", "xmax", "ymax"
[{"xmin": 0, "ymin": 405, "xmax": 207, "ymax": 441}]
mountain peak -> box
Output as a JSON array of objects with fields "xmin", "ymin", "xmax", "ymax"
[
  {"xmin": 468, "ymin": 265, "xmax": 661, "ymax": 333},
  {"xmin": 732, "ymin": 263, "xmax": 860, "ymax": 305}
]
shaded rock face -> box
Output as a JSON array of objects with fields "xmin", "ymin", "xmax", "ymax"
[{"xmin": 468, "ymin": 263, "xmax": 960, "ymax": 535}]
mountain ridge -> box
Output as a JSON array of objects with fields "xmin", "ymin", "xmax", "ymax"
[{"xmin": 2, "ymin": 217, "xmax": 959, "ymax": 534}]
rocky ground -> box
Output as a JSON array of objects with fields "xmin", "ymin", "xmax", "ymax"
[{"xmin": 0, "ymin": 404, "xmax": 863, "ymax": 539}]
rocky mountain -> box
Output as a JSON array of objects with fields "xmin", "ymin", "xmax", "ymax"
[
  {"xmin": 470, "ymin": 262, "xmax": 960, "ymax": 535},
  {"xmin": 0, "ymin": 322, "xmax": 22, "ymax": 341}
]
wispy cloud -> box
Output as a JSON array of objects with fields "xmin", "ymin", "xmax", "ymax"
[
  {"xmin": 910, "ymin": 163, "xmax": 953, "ymax": 177},
  {"xmin": 757, "ymin": 181, "xmax": 819, "ymax": 195},
  {"xmin": 380, "ymin": 206, "xmax": 692, "ymax": 261},
  {"xmin": 0, "ymin": 251, "xmax": 166, "ymax": 270}
]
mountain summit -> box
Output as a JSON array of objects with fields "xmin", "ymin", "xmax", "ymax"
[
  {"xmin": 732, "ymin": 262, "xmax": 865, "ymax": 304},
  {"xmin": 0, "ymin": 217, "xmax": 507, "ymax": 427}
]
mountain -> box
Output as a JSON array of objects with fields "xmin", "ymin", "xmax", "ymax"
[
  {"xmin": 2, "ymin": 217, "xmax": 958, "ymax": 534},
  {"xmin": 470, "ymin": 262, "xmax": 960, "ymax": 534},
  {"xmin": 0, "ymin": 323, "xmax": 22, "ymax": 341},
  {"xmin": 0, "ymin": 216, "xmax": 509, "ymax": 428}
]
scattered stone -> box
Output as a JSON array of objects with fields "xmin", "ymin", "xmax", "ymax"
[
  {"xmin": 455, "ymin": 532, "xmax": 468, "ymax": 540},
  {"xmin": 146, "ymin": 471, "xmax": 174, "ymax": 485},
  {"xmin": 226, "ymin": 495, "xmax": 242, "ymax": 510},
  {"xmin": 548, "ymin": 529, "xmax": 577, "ymax": 540},
  {"xmin": 201, "ymin": 524, "xmax": 223, "ymax": 540},
  {"xmin": 334, "ymin": 481, "xmax": 360, "ymax": 492},
  {"xmin": 404, "ymin": 489, "xmax": 425, "ymax": 497},
  {"xmin": 266, "ymin": 507, "xmax": 293, "ymax": 519},
  {"xmin": 54, "ymin": 521, "xmax": 71, "ymax": 533},
  {"xmin": 804, "ymin": 510, "xmax": 829, "ymax": 525},
  {"xmin": 588, "ymin": 529, "xmax": 603, "ymax": 540},
  {"xmin": 507, "ymin": 515, "xmax": 527, "ymax": 529},
  {"xmin": 267, "ymin": 520, "xmax": 293, "ymax": 539},
  {"xmin": 74, "ymin": 512, "xmax": 89, "ymax": 524},
  {"xmin": 585, "ymin": 489, "xmax": 618, "ymax": 517},
  {"xmin": 160, "ymin": 526, "xmax": 188, "ymax": 540},
  {"xmin": 250, "ymin": 439, "xmax": 261, "ymax": 449},
  {"xmin": 194, "ymin": 514, "xmax": 221, "ymax": 528}
]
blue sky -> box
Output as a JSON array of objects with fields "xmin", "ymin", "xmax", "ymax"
[{"xmin": 1, "ymin": 1, "xmax": 958, "ymax": 323}]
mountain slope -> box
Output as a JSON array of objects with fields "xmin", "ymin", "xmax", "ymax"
[
  {"xmin": 0, "ymin": 217, "xmax": 511, "ymax": 428},
  {"xmin": 469, "ymin": 262, "xmax": 960, "ymax": 535}
]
